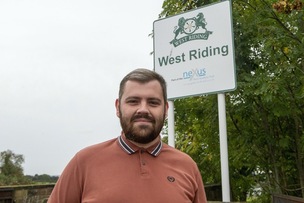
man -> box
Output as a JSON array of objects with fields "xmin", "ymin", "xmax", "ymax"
[{"xmin": 48, "ymin": 68, "xmax": 207, "ymax": 203}]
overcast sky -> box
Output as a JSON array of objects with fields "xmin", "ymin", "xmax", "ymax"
[{"xmin": 0, "ymin": 0, "xmax": 164, "ymax": 176}]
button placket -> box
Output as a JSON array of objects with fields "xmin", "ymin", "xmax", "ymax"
[{"xmin": 139, "ymin": 149, "xmax": 149, "ymax": 176}]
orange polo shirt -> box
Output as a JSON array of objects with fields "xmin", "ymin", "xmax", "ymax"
[{"xmin": 48, "ymin": 135, "xmax": 207, "ymax": 203}]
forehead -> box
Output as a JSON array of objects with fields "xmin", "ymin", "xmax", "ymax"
[{"xmin": 122, "ymin": 80, "xmax": 163, "ymax": 100}]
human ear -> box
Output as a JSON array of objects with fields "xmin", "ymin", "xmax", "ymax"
[
  {"xmin": 165, "ymin": 101, "xmax": 169, "ymax": 118},
  {"xmin": 115, "ymin": 99, "xmax": 120, "ymax": 118}
]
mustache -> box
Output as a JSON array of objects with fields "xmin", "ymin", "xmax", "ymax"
[{"xmin": 131, "ymin": 114, "xmax": 155, "ymax": 122}]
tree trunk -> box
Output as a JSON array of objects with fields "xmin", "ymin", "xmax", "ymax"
[{"xmin": 294, "ymin": 116, "xmax": 304, "ymax": 197}]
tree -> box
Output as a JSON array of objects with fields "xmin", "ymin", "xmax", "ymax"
[
  {"xmin": 158, "ymin": 0, "xmax": 304, "ymax": 201},
  {"xmin": 26, "ymin": 174, "xmax": 58, "ymax": 183},
  {"xmin": 0, "ymin": 150, "xmax": 30, "ymax": 185}
]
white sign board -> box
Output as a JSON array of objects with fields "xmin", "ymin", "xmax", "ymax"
[{"xmin": 153, "ymin": 1, "xmax": 236, "ymax": 100}]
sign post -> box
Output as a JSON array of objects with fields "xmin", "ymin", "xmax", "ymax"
[
  {"xmin": 153, "ymin": 1, "xmax": 235, "ymax": 202},
  {"xmin": 168, "ymin": 101, "xmax": 175, "ymax": 148},
  {"xmin": 218, "ymin": 93, "xmax": 231, "ymax": 202}
]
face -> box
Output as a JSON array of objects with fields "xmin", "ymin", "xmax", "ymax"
[{"xmin": 115, "ymin": 80, "xmax": 168, "ymax": 144}]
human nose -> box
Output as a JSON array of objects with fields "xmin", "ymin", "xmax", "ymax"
[{"xmin": 136, "ymin": 101, "xmax": 149, "ymax": 114}]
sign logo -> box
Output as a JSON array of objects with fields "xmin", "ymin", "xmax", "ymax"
[
  {"xmin": 183, "ymin": 68, "xmax": 206, "ymax": 80},
  {"xmin": 171, "ymin": 68, "xmax": 209, "ymax": 82},
  {"xmin": 170, "ymin": 13, "xmax": 213, "ymax": 47}
]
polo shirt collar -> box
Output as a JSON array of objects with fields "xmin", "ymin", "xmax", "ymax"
[{"xmin": 118, "ymin": 134, "xmax": 162, "ymax": 157}]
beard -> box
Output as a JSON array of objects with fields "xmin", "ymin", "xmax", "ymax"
[{"xmin": 119, "ymin": 109, "xmax": 165, "ymax": 144}]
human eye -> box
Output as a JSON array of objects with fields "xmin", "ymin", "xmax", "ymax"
[
  {"xmin": 126, "ymin": 98, "xmax": 139, "ymax": 105},
  {"xmin": 148, "ymin": 99, "xmax": 161, "ymax": 106}
]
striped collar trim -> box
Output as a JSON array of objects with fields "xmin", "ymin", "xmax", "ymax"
[
  {"xmin": 118, "ymin": 136, "xmax": 135, "ymax": 154},
  {"xmin": 118, "ymin": 136, "xmax": 162, "ymax": 157},
  {"xmin": 151, "ymin": 141, "xmax": 162, "ymax": 156}
]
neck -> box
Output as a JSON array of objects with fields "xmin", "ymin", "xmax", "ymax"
[{"xmin": 126, "ymin": 134, "xmax": 160, "ymax": 149}]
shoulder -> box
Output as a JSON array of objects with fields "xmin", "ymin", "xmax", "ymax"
[
  {"xmin": 161, "ymin": 142, "xmax": 198, "ymax": 166},
  {"xmin": 74, "ymin": 137, "xmax": 119, "ymax": 161}
]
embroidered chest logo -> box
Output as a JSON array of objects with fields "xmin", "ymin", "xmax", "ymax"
[{"xmin": 167, "ymin": 176, "xmax": 175, "ymax": 182}]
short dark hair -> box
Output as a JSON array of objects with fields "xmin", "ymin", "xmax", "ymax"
[{"xmin": 119, "ymin": 68, "xmax": 167, "ymax": 102}]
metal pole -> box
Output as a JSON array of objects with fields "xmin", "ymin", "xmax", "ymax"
[
  {"xmin": 217, "ymin": 93, "xmax": 231, "ymax": 202},
  {"xmin": 168, "ymin": 100, "xmax": 175, "ymax": 147}
]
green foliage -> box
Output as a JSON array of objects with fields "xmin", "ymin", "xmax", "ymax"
[
  {"xmin": 26, "ymin": 174, "xmax": 58, "ymax": 183},
  {"xmin": 174, "ymin": 95, "xmax": 221, "ymax": 184},
  {"xmin": 159, "ymin": 0, "xmax": 304, "ymax": 201},
  {"xmin": 0, "ymin": 150, "xmax": 31, "ymax": 186},
  {"xmin": 0, "ymin": 150, "xmax": 58, "ymax": 186}
]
